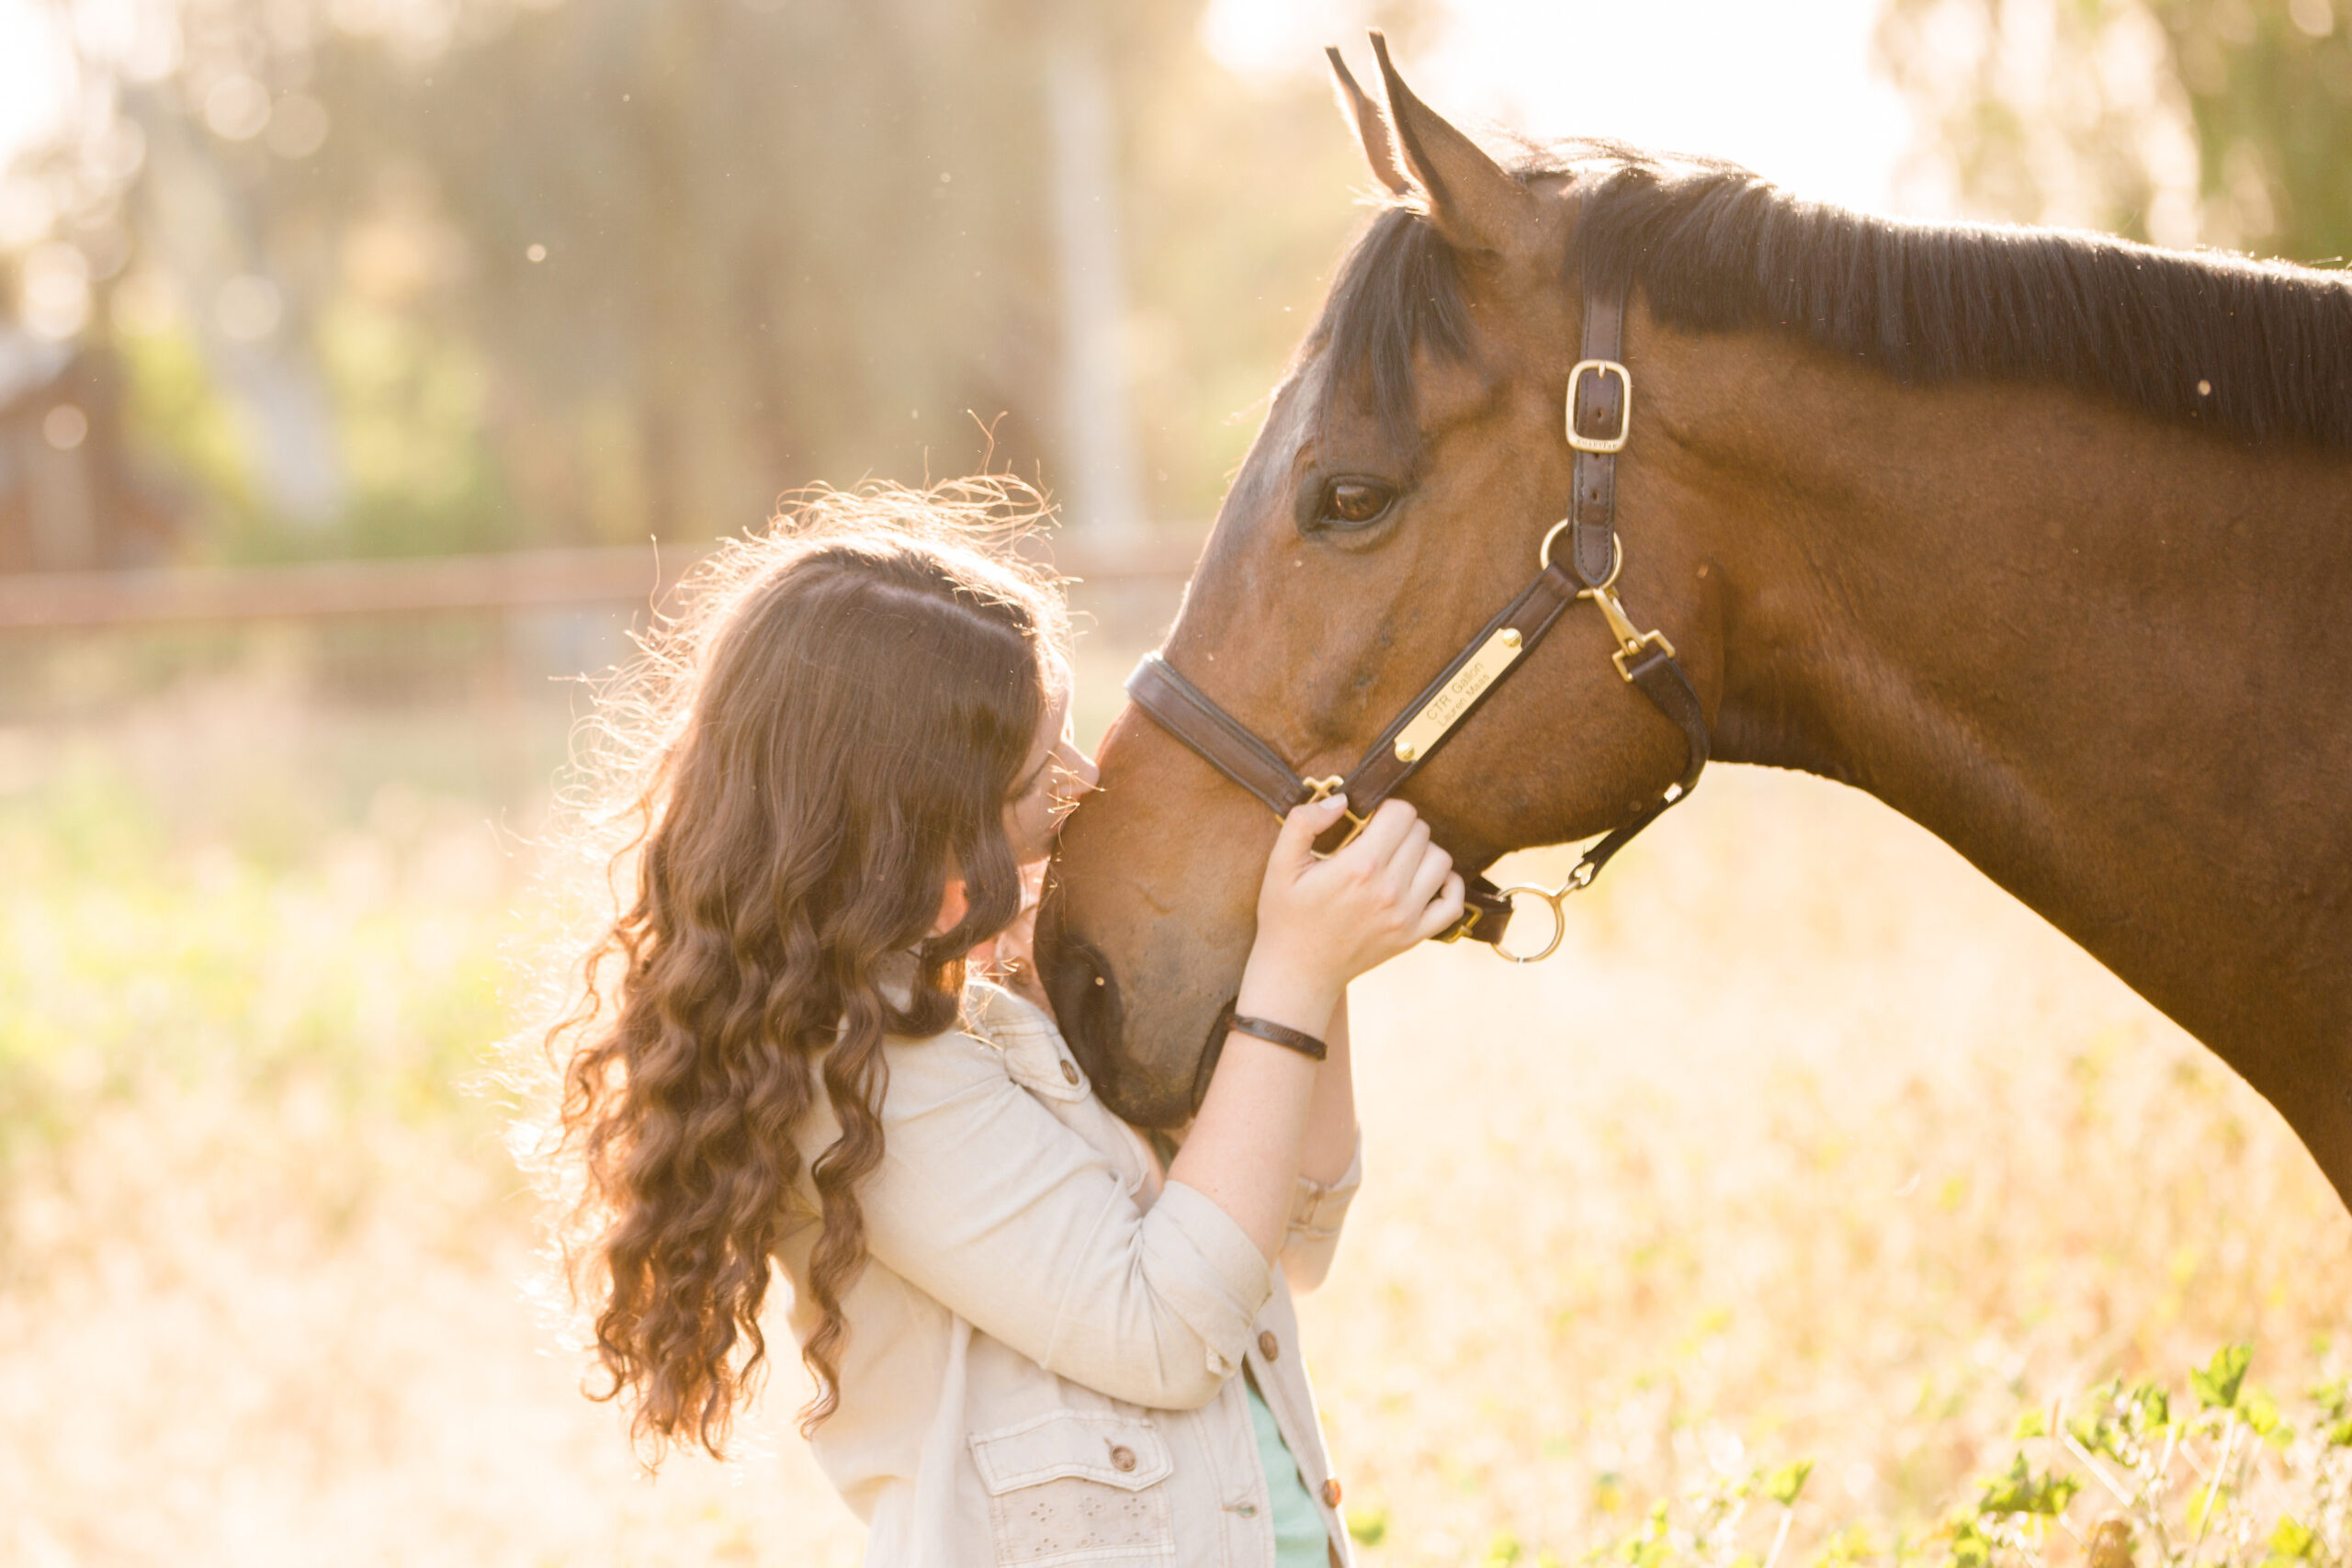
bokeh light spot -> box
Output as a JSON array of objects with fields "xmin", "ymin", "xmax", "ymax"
[
  {"xmin": 216, "ymin": 275, "xmax": 284, "ymax": 342},
  {"xmin": 204, "ymin": 76, "xmax": 273, "ymax": 141},
  {"xmin": 42, "ymin": 403, "xmax": 88, "ymax": 451}
]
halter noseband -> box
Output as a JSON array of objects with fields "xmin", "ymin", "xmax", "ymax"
[{"xmin": 1125, "ymin": 264, "xmax": 1711, "ymax": 962}]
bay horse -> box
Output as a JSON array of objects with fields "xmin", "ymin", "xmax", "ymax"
[{"xmin": 1038, "ymin": 37, "xmax": 2352, "ymax": 1211}]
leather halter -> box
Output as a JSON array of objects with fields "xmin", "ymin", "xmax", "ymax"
[{"xmin": 1125, "ymin": 262, "xmax": 1711, "ymax": 958}]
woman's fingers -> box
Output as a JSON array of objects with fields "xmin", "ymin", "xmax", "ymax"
[
  {"xmin": 1338, "ymin": 797, "xmax": 1418, "ymax": 870},
  {"xmin": 1412, "ymin": 872, "xmax": 1468, "ymax": 942},
  {"xmin": 1272, "ymin": 794, "xmax": 1351, "ymax": 875},
  {"xmin": 1406, "ymin": 837, "xmax": 1453, "ymax": 912},
  {"xmin": 1367, "ymin": 815, "xmax": 1428, "ymax": 903}
]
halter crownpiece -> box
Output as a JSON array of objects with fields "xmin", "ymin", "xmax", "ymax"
[{"xmin": 1125, "ymin": 247, "xmax": 1710, "ymax": 961}]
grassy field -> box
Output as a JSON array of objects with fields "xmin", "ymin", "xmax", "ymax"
[{"xmin": 1, "ymin": 617, "xmax": 2345, "ymax": 1568}]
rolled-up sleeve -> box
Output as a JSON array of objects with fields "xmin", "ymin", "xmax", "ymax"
[
  {"xmin": 1279, "ymin": 1131, "xmax": 1363, "ymax": 1292},
  {"xmin": 852, "ymin": 1033, "xmax": 1272, "ymax": 1410}
]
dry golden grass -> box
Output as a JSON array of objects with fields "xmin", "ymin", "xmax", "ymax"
[{"xmin": 2, "ymin": 641, "xmax": 2345, "ymax": 1567}]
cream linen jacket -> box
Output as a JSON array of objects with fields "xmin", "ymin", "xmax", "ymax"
[{"xmin": 776, "ymin": 980, "xmax": 1359, "ymax": 1568}]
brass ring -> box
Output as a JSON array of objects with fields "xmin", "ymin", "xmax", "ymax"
[
  {"xmin": 1493, "ymin": 883, "xmax": 1568, "ymax": 964},
  {"xmin": 1537, "ymin": 520, "xmax": 1623, "ymax": 592},
  {"xmin": 1537, "ymin": 518, "xmax": 1571, "ymax": 573}
]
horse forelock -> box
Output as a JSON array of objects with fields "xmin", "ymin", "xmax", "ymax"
[
  {"xmin": 1314, "ymin": 203, "xmax": 1476, "ymax": 464},
  {"xmin": 1311, "ymin": 138, "xmax": 2352, "ymax": 453}
]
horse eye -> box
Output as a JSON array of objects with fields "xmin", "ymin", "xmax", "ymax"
[{"xmin": 1318, "ymin": 479, "xmax": 1395, "ymax": 528}]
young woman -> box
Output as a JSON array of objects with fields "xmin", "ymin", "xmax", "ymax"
[{"xmin": 544, "ymin": 484, "xmax": 1463, "ymax": 1567}]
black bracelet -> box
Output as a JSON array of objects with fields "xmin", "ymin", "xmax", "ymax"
[{"xmin": 1227, "ymin": 1013, "xmax": 1329, "ymax": 1062}]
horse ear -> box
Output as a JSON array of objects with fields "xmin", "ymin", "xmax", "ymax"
[
  {"xmin": 1326, "ymin": 46, "xmax": 1411, "ymax": 197},
  {"xmin": 1367, "ymin": 29, "xmax": 1537, "ymax": 259}
]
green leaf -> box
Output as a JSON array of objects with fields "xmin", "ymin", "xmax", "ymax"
[
  {"xmin": 2243, "ymin": 1385, "xmax": 2282, "ymax": 1437},
  {"xmin": 1765, "ymin": 1461, "xmax": 1815, "ymax": 1508},
  {"xmin": 2068, "ymin": 1409, "xmax": 2127, "ymax": 1462},
  {"xmin": 2327, "ymin": 1416, "xmax": 2352, "ymax": 1448},
  {"xmin": 1620, "ymin": 1510, "xmax": 1674, "ymax": 1568},
  {"xmin": 1947, "ymin": 1518, "xmax": 1995, "ymax": 1568},
  {"xmin": 1817, "ymin": 1526, "xmax": 1880, "ymax": 1568},
  {"xmin": 2312, "ymin": 1380, "xmax": 2348, "ymax": 1421},
  {"xmin": 1485, "ymin": 1530, "xmax": 1525, "ymax": 1565},
  {"xmin": 1346, "ymin": 1505, "xmax": 1388, "ymax": 1546},
  {"xmin": 2015, "ymin": 1409, "xmax": 2049, "ymax": 1440},
  {"xmin": 2192, "ymin": 1345, "xmax": 2253, "ymax": 1411},
  {"xmin": 2267, "ymin": 1517, "xmax": 2316, "ymax": 1561},
  {"xmin": 2132, "ymin": 1381, "xmax": 2171, "ymax": 1431},
  {"xmin": 1978, "ymin": 1453, "xmax": 2082, "ymax": 1517}
]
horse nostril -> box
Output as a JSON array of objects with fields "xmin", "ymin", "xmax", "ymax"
[{"xmin": 1039, "ymin": 925, "xmax": 1124, "ymax": 1092}]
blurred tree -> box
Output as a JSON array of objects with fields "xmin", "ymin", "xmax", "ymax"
[
  {"xmin": 1877, "ymin": 0, "xmax": 2352, "ymax": 263},
  {"xmin": 4, "ymin": 0, "xmax": 1430, "ymax": 562}
]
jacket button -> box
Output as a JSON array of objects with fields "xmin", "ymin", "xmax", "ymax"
[
  {"xmin": 1059, "ymin": 1060, "xmax": 1080, "ymax": 1084},
  {"xmin": 1258, "ymin": 1330, "xmax": 1279, "ymax": 1360},
  {"xmin": 1108, "ymin": 1444, "xmax": 1136, "ymax": 1472},
  {"xmin": 1321, "ymin": 1477, "xmax": 1342, "ymax": 1507}
]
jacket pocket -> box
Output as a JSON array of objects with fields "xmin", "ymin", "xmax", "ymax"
[{"xmin": 969, "ymin": 1410, "xmax": 1176, "ymax": 1566}]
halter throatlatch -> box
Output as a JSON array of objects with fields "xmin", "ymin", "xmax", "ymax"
[{"xmin": 1125, "ymin": 253, "xmax": 1710, "ymax": 961}]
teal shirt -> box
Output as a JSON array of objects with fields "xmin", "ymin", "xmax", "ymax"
[{"xmin": 1245, "ymin": 1371, "xmax": 1329, "ymax": 1567}]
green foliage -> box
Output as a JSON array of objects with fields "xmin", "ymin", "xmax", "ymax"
[
  {"xmin": 2264, "ymin": 1517, "xmax": 2317, "ymax": 1567},
  {"xmin": 1622, "ymin": 1503, "xmax": 1676, "ymax": 1568},
  {"xmin": 1565, "ymin": 1348, "xmax": 2352, "ymax": 1568},
  {"xmin": 1977, "ymin": 1455, "xmax": 2082, "ymax": 1518},
  {"xmin": 2197, "ymin": 1345, "xmax": 2255, "ymax": 1411},
  {"xmin": 1878, "ymin": 0, "xmax": 2352, "ymax": 264},
  {"xmin": 1766, "ymin": 1461, "xmax": 1816, "ymax": 1509},
  {"xmin": 1945, "ymin": 1517, "xmax": 1996, "ymax": 1568},
  {"xmin": 1814, "ymin": 1525, "xmax": 1878, "ymax": 1568},
  {"xmin": 0, "ymin": 753, "xmax": 508, "ymax": 1188},
  {"xmin": 2315, "ymin": 1382, "xmax": 2352, "ymax": 1449}
]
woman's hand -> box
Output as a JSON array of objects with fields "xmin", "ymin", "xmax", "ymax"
[
  {"xmin": 1171, "ymin": 795, "xmax": 1454, "ymax": 1260},
  {"xmin": 1237, "ymin": 795, "xmax": 1464, "ymax": 1032}
]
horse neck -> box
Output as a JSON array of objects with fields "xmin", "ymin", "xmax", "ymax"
[{"xmin": 1657, "ymin": 321, "xmax": 2352, "ymax": 1200}]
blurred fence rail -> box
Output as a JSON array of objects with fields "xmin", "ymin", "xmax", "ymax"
[{"xmin": 0, "ymin": 531, "xmax": 1204, "ymax": 632}]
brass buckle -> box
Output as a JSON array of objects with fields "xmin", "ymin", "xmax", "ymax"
[
  {"xmin": 1301, "ymin": 775, "xmax": 1370, "ymax": 860},
  {"xmin": 1432, "ymin": 903, "xmax": 1483, "ymax": 944},
  {"xmin": 1564, "ymin": 358, "xmax": 1632, "ymax": 454}
]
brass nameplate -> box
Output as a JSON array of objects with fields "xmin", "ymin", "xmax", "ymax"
[{"xmin": 1391, "ymin": 626, "xmax": 1523, "ymax": 763}]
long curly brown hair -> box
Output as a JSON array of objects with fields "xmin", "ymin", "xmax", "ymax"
[{"xmin": 533, "ymin": 481, "xmax": 1068, "ymax": 1461}]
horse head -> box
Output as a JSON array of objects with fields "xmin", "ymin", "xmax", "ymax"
[{"xmin": 1039, "ymin": 38, "xmax": 1724, "ymax": 1127}]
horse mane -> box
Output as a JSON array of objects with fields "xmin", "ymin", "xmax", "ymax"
[{"xmin": 1320, "ymin": 141, "xmax": 2352, "ymax": 452}]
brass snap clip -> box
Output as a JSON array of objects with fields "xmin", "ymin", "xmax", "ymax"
[
  {"xmin": 1586, "ymin": 583, "xmax": 1678, "ymax": 682},
  {"xmin": 1565, "ymin": 533, "xmax": 1677, "ymax": 682}
]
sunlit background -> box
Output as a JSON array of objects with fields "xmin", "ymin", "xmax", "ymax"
[{"xmin": 3, "ymin": 2, "xmax": 2348, "ymax": 1565}]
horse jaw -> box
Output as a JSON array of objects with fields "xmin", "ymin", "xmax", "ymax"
[{"xmin": 1038, "ymin": 708, "xmax": 1269, "ymax": 1129}]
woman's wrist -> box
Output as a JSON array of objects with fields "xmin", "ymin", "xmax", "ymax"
[{"xmin": 1233, "ymin": 953, "xmax": 1342, "ymax": 1042}]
